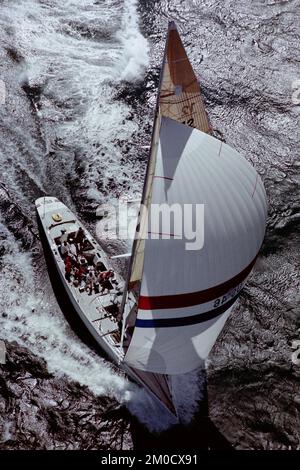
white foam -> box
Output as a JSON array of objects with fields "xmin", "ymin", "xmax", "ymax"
[
  {"xmin": 126, "ymin": 371, "xmax": 205, "ymax": 431},
  {"xmin": 0, "ymin": 220, "xmax": 130, "ymax": 402},
  {"xmin": 0, "ymin": 0, "xmax": 199, "ymax": 428},
  {"xmin": 0, "ymin": 421, "xmax": 13, "ymax": 443},
  {"xmin": 0, "ymin": 0, "xmax": 148, "ymax": 206},
  {"xmin": 115, "ymin": 0, "xmax": 150, "ymax": 82},
  {"xmin": 127, "ymin": 386, "xmax": 177, "ymax": 432}
]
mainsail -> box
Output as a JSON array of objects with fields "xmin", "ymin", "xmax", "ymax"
[
  {"xmin": 159, "ymin": 21, "xmax": 211, "ymax": 133},
  {"xmin": 123, "ymin": 23, "xmax": 267, "ymax": 377},
  {"xmin": 127, "ymin": 21, "xmax": 211, "ymax": 290}
]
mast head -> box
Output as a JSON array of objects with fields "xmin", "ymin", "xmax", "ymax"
[{"xmin": 168, "ymin": 20, "xmax": 177, "ymax": 31}]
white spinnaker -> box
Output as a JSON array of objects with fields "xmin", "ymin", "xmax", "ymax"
[{"xmin": 124, "ymin": 117, "xmax": 267, "ymax": 374}]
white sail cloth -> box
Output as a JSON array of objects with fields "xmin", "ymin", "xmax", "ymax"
[{"xmin": 124, "ymin": 117, "xmax": 267, "ymax": 374}]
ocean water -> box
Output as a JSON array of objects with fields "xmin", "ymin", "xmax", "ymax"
[
  {"xmin": 0, "ymin": 0, "xmax": 169, "ymax": 430},
  {"xmin": 0, "ymin": 0, "xmax": 299, "ymax": 448}
]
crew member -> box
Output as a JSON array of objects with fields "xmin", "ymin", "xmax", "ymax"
[
  {"xmin": 61, "ymin": 241, "xmax": 70, "ymax": 258},
  {"xmin": 74, "ymin": 227, "xmax": 85, "ymax": 253},
  {"xmin": 60, "ymin": 229, "xmax": 68, "ymax": 244},
  {"xmin": 65, "ymin": 260, "xmax": 72, "ymax": 282},
  {"xmin": 99, "ymin": 270, "xmax": 114, "ymax": 293},
  {"xmin": 86, "ymin": 268, "xmax": 96, "ymax": 295},
  {"xmin": 74, "ymin": 265, "xmax": 85, "ymax": 283}
]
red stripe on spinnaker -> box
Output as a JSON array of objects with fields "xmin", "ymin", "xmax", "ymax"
[{"xmin": 138, "ymin": 255, "xmax": 258, "ymax": 310}]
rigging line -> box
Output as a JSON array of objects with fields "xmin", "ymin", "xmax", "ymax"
[{"xmin": 251, "ymin": 174, "xmax": 259, "ymax": 198}]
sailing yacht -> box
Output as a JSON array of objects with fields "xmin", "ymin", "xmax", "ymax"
[{"xmin": 36, "ymin": 22, "xmax": 267, "ymax": 415}]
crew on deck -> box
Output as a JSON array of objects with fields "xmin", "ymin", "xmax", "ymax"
[{"xmin": 60, "ymin": 228, "xmax": 115, "ymax": 295}]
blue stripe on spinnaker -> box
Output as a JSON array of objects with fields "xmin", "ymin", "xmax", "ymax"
[{"xmin": 135, "ymin": 294, "xmax": 239, "ymax": 328}]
